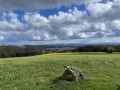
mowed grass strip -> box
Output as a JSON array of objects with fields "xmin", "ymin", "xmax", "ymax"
[{"xmin": 0, "ymin": 53, "xmax": 120, "ymax": 90}]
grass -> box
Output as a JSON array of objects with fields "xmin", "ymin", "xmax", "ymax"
[{"xmin": 0, "ymin": 53, "xmax": 120, "ymax": 90}]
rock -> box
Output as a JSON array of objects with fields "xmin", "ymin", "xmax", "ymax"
[{"xmin": 61, "ymin": 66, "xmax": 84, "ymax": 81}]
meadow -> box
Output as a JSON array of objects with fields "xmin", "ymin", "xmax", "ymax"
[{"xmin": 0, "ymin": 53, "xmax": 120, "ymax": 90}]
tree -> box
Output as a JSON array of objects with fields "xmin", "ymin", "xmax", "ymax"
[
  {"xmin": 107, "ymin": 47, "xmax": 115, "ymax": 53},
  {"xmin": 0, "ymin": 45, "xmax": 42, "ymax": 58}
]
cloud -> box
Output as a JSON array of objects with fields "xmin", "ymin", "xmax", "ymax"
[
  {"xmin": 0, "ymin": 12, "xmax": 25, "ymax": 30},
  {"xmin": 87, "ymin": 2, "xmax": 113, "ymax": 17},
  {"xmin": 0, "ymin": 36, "xmax": 4, "ymax": 41},
  {"xmin": 88, "ymin": 0, "xmax": 120, "ymax": 21},
  {"xmin": 0, "ymin": 0, "xmax": 101, "ymax": 11},
  {"xmin": 32, "ymin": 36, "xmax": 41, "ymax": 41},
  {"xmin": 24, "ymin": 13, "xmax": 50, "ymax": 30},
  {"xmin": 86, "ymin": 0, "xmax": 120, "ymax": 38},
  {"xmin": 0, "ymin": 0, "xmax": 120, "ymax": 45}
]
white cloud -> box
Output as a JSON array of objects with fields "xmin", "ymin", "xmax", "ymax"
[
  {"xmin": 24, "ymin": 13, "xmax": 49, "ymax": 30},
  {"xmin": 32, "ymin": 36, "xmax": 41, "ymax": 40},
  {"xmin": 87, "ymin": 2, "xmax": 113, "ymax": 17},
  {"xmin": 94, "ymin": 22, "xmax": 106, "ymax": 31},
  {"xmin": 0, "ymin": 12, "xmax": 25, "ymax": 30},
  {"xmin": 8, "ymin": 12, "xmax": 18, "ymax": 18},
  {"xmin": 77, "ymin": 33, "xmax": 88, "ymax": 39},
  {"xmin": 111, "ymin": 20, "xmax": 120, "ymax": 30},
  {"xmin": 0, "ymin": 36, "xmax": 4, "ymax": 41},
  {"xmin": 88, "ymin": 0, "xmax": 120, "ymax": 21}
]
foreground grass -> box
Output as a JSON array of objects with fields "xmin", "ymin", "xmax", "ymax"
[{"xmin": 0, "ymin": 53, "xmax": 120, "ymax": 90}]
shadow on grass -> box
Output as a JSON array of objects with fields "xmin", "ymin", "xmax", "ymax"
[
  {"xmin": 49, "ymin": 76, "xmax": 91, "ymax": 90},
  {"xmin": 52, "ymin": 76, "xmax": 90, "ymax": 85},
  {"xmin": 52, "ymin": 76, "xmax": 66, "ymax": 85},
  {"xmin": 117, "ymin": 84, "xmax": 120, "ymax": 90}
]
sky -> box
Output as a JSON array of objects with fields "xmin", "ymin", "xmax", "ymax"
[{"xmin": 0, "ymin": 0, "xmax": 120, "ymax": 45}]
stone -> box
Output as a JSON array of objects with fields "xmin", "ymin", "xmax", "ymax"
[{"xmin": 61, "ymin": 66, "xmax": 84, "ymax": 81}]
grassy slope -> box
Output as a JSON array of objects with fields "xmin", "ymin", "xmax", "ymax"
[{"xmin": 0, "ymin": 53, "xmax": 120, "ymax": 90}]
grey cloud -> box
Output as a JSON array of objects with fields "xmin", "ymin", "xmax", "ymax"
[
  {"xmin": 0, "ymin": 0, "xmax": 101, "ymax": 11},
  {"xmin": 91, "ymin": 31, "xmax": 105, "ymax": 38},
  {"xmin": 107, "ymin": 30, "xmax": 120, "ymax": 37}
]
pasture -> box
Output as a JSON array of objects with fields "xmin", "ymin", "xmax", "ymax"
[{"xmin": 0, "ymin": 53, "xmax": 120, "ymax": 90}]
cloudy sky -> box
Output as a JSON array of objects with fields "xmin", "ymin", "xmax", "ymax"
[{"xmin": 0, "ymin": 0, "xmax": 120, "ymax": 45}]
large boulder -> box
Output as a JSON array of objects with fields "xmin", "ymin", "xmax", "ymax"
[{"xmin": 61, "ymin": 66, "xmax": 84, "ymax": 81}]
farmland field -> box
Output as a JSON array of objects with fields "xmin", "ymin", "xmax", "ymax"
[{"xmin": 0, "ymin": 53, "xmax": 120, "ymax": 90}]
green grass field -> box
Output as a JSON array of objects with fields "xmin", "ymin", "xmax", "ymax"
[{"xmin": 0, "ymin": 53, "xmax": 120, "ymax": 90}]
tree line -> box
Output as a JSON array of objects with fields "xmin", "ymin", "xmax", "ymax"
[
  {"xmin": 72, "ymin": 45, "xmax": 120, "ymax": 53},
  {"xmin": 0, "ymin": 45, "xmax": 42, "ymax": 58}
]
